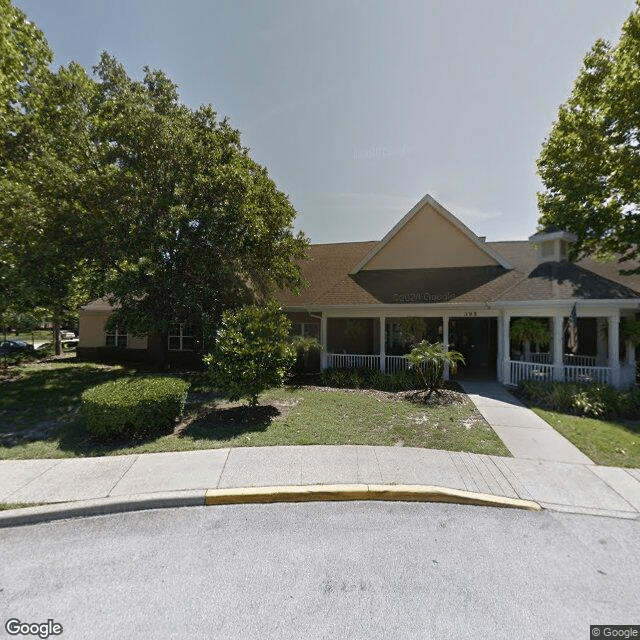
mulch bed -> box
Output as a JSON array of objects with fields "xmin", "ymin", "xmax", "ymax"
[{"xmin": 296, "ymin": 384, "xmax": 467, "ymax": 406}]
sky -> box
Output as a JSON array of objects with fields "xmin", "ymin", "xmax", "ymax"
[{"xmin": 14, "ymin": 0, "xmax": 637, "ymax": 244}]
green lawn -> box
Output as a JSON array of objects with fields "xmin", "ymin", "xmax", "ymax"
[
  {"xmin": 531, "ymin": 407, "xmax": 640, "ymax": 468},
  {"xmin": 3, "ymin": 330, "xmax": 54, "ymax": 343},
  {"xmin": 0, "ymin": 360, "xmax": 510, "ymax": 459}
]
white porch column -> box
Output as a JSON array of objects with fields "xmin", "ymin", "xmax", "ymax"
[
  {"xmin": 442, "ymin": 314, "xmax": 450, "ymax": 380},
  {"xmin": 379, "ymin": 316, "xmax": 386, "ymax": 373},
  {"xmin": 608, "ymin": 314, "xmax": 621, "ymax": 388},
  {"xmin": 596, "ymin": 318, "xmax": 608, "ymax": 367},
  {"xmin": 553, "ymin": 313, "xmax": 564, "ymax": 382},
  {"xmin": 501, "ymin": 312, "xmax": 511, "ymax": 384},
  {"xmin": 320, "ymin": 314, "xmax": 328, "ymax": 370}
]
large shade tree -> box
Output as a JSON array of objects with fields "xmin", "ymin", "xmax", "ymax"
[
  {"xmin": 0, "ymin": 0, "xmax": 51, "ymax": 321},
  {"xmin": 0, "ymin": 0, "xmax": 51, "ymax": 118},
  {"xmin": 91, "ymin": 54, "xmax": 308, "ymax": 366},
  {"xmin": 2, "ymin": 0, "xmax": 307, "ymax": 363},
  {"xmin": 1, "ymin": 61, "xmax": 102, "ymax": 353},
  {"xmin": 0, "ymin": 2, "xmax": 95, "ymax": 353},
  {"xmin": 537, "ymin": 2, "xmax": 640, "ymax": 272}
]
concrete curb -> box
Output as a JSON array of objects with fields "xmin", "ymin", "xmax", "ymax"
[
  {"xmin": 205, "ymin": 484, "xmax": 543, "ymax": 511},
  {"xmin": 0, "ymin": 484, "xmax": 541, "ymax": 528},
  {"xmin": 0, "ymin": 490, "xmax": 206, "ymax": 528}
]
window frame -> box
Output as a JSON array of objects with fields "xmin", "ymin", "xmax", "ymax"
[
  {"xmin": 105, "ymin": 325, "xmax": 128, "ymax": 348},
  {"xmin": 168, "ymin": 322, "xmax": 196, "ymax": 352},
  {"xmin": 292, "ymin": 322, "xmax": 320, "ymax": 340}
]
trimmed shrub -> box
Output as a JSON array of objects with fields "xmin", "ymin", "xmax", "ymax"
[
  {"xmin": 81, "ymin": 376, "xmax": 190, "ymax": 439},
  {"xmin": 320, "ymin": 367, "xmax": 421, "ymax": 392},
  {"xmin": 205, "ymin": 302, "xmax": 295, "ymax": 406},
  {"xmin": 518, "ymin": 379, "xmax": 639, "ymax": 419}
]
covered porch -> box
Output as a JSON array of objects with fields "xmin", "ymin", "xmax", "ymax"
[
  {"xmin": 313, "ymin": 304, "xmax": 637, "ymax": 390},
  {"xmin": 499, "ymin": 307, "xmax": 637, "ymax": 389}
]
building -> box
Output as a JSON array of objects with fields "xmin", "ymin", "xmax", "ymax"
[
  {"xmin": 78, "ymin": 194, "xmax": 640, "ymax": 387},
  {"xmin": 278, "ymin": 195, "xmax": 640, "ymax": 389}
]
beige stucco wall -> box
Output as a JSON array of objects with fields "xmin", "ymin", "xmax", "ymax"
[
  {"xmin": 362, "ymin": 201, "xmax": 498, "ymax": 270},
  {"xmin": 79, "ymin": 311, "xmax": 110, "ymax": 348},
  {"xmin": 78, "ymin": 311, "xmax": 147, "ymax": 349}
]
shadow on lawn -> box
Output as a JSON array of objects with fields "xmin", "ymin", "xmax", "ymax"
[
  {"xmin": 28, "ymin": 404, "xmax": 282, "ymax": 456},
  {"xmin": 0, "ymin": 363, "xmax": 132, "ymax": 413},
  {"xmin": 180, "ymin": 404, "xmax": 281, "ymax": 442},
  {"xmin": 55, "ymin": 419, "xmax": 172, "ymax": 456}
]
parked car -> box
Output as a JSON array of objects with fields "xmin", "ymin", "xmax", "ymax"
[
  {"xmin": 0, "ymin": 340, "xmax": 35, "ymax": 356},
  {"xmin": 60, "ymin": 330, "xmax": 76, "ymax": 340}
]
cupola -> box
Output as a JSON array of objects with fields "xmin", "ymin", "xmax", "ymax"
[{"xmin": 528, "ymin": 227, "xmax": 577, "ymax": 264}]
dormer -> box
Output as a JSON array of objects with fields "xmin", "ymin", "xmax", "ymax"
[{"xmin": 528, "ymin": 227, "xmax": 577, "ymax": 264}]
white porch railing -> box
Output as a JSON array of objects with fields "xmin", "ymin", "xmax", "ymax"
[
  {"xmin": 525, "ymin": 353, "xmax": 597, "ymax": 367},
  {"xmin": 508, "ymin": 361, "xmax": 554, "ymax": 386},
  {"xmin": 528, "ymin": 353, "xmax": 552, "ymax": 364},
  {"xmin": 327, "ymin": 354, "xmax": 381, "ymax": 370},
  {"xmin": 507, "ymin": 360, "xmax": 612, "ymax": 386},
  {"xmin": 385, "ymin": 355, "xmax": 412, "ymax": 374},
  {"xmin": 563, "ymin": 365, "xmax": 611, "ymax": 385},
  {"xmin": 563, "ymin": 354, "xmax": 597, "ymax": 367},
  {"xmin": 327, "ymin": 354, "xmax": 425, "ymax": 373}
]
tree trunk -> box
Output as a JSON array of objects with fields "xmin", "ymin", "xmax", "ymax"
[
  {"xmin": 154, "ymin": 330, "xmax": 169, "ymax": 372},
  {"xmin": 53, "ymin": 317, "xmax": 62, "ymax": 356}
]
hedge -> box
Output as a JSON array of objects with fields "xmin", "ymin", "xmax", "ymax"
[
  {"xmin": 518, "ymin": 380, "xmax": 640, "ymax": 419},
  {"xmin": 81, "ymin": 376, "xmax": 190, "ymax": 439},
  {"xmin": 321, "ymin": 367, "xmax": 421, "ymax": 391}
]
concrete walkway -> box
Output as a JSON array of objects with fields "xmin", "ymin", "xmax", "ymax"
[
  {"xmin": 1, "ymin": 445, "xmax": 640, "ymax": 527},
  {"xmin": 460, "ymin": 381, "xmax": 593, "ymax": 464}
]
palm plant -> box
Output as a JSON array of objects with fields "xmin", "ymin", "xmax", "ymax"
[
  {"xmin": 510, "ymin": 318, "xmax": 551, "ymax": 360},
  {"xmin": 621, "ymin": 317, "xmax": 640, "ymax": 346},
  {"xmin": 406, "ymin": 340, "xmax": 465, "ymax": 394}
]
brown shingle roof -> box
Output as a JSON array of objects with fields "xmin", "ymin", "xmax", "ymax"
[
  {"xmin": 276, "ymin": 241, "xmax": 378, "ymax": 307},
  {"xmin": 276, "ymin": 239, "xmax": 640, "ymax": 307}
]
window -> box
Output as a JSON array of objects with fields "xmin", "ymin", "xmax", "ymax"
[
  {"xmin": 168, "ymin": 323, "xmax": 195, "ymax": 351},
  {"xmin": 292, "ymin": 322, "xmax": 320, "ymax": 340},
  {"xmin": 105, "ymin": 326, "xmax": 127, "ymax": 348}
]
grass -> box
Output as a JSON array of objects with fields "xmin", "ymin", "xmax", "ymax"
[
  {"xmin": 3, "ymin": 330, "xmax": 54, "ymax": 343},
  {"xmin": 0, "ymin": 359, "xmax": 510, "ymax": 459},
  {"xmin": 0, "ymin": 502, "xmax": 49, "ymax": 511},
  {"xmin": 530, "ymin": 407, "xmax": 640, "ymax": 468}
]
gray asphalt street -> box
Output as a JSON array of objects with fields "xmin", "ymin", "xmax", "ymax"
[{"xmin": 1, "ymin": 503, "xmax": 638, "ymax": 639}]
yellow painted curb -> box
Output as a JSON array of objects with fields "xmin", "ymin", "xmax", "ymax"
[{"xmin": 205, "ymin": 484, "xmax": 542, "ymax": 511}]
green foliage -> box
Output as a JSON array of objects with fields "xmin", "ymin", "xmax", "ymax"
[
  {"xmin": 518, "ymin": 380, "xmax": 640, "ymax": 419},
  {"xmin": 510, "ymin": 318, "xmax": 551, "ymax": 349},
  {"xmin": 0, "ymin": 59, "xmax": 102, "ymax": 354},
  {"xmin": 289, "ymin": 335, "xmax": 321, "ymax": 373},
  {"xmin": 537, "ymin": 2, "xmax": 640, "ymax": 271},
  {"xmin": 0, "ymin": 0, "xmax": 52, "ymax": 118},
  {"xmin": 406, "ymin": 341, "xmax": 465, "ymax": 393},
  {"xmin": 621, "ymin": 316, "xmax": 640, "ymax": 346},
  {"xmin": 90, "ymin": 54, "xmax": 308, "ymax": 355},
  {"xmin": 1, "ymin": 19, "xmax": 308, "ymax": 362},
  {"xmin": 81, "ymin": 376, "xmax": 189, "ymax": 439},
  {"xmin": 205, "ymin": 303, "xmax": 296, "ymax": 406},
  {"xmin": 320, "ymin": 367, "xmax": 421, "ymax": 391}
]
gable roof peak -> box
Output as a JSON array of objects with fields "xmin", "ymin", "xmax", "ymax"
[{"xmin": 349, "ymin": 193, "xmax": 512, "ymax": 274}]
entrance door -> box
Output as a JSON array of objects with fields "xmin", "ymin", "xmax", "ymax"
[{"xmin": 449, "ymin": 317, "xmax": 497, "ymax": 378}]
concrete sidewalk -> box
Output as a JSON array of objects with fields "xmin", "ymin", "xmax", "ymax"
[
  {"xmin": 460, "ymin": 381, "xmax": 594, "ymax": 464},
  {"xmin": 1, "ymin": 445, "xmax": 639, "ymax": 526}
]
